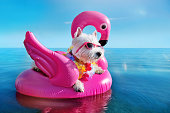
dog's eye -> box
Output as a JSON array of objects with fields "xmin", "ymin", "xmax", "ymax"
[
  {"xmin": 100, "ymin": 23, "xmax": 107, "ymax": 30},
  {"xmin": 86, "ymin": 43, "xmax": 94, "ymax": 48}
]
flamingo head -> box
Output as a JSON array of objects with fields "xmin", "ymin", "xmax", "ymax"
[{"xmin": 71, "ymin": 11, "xmax": 111, "ymax": 46}]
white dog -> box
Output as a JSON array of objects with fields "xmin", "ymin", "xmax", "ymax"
[
  {"xmin": 71, "ymin": 27, "xmax": 104, "ymax": 92},
  {"xmin": 33, "ymin": 27, "xmax": 104, "ymax": 92}
]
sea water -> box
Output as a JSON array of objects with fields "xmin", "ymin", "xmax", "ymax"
[{"xmin": 0, "ymin": 48, "xmax": 170, "ymax": 113}]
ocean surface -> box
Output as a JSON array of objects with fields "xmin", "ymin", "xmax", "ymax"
[{"xmin": 0, "ymin": 48, "xmax": 170, "ymax": 113}]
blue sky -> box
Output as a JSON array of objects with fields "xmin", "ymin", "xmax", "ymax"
[{"xmin": 0, "ymin": 0, "xmax": 170, "ymax": 48}]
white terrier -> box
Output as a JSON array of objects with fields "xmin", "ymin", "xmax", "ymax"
[
  {"xmin": 71, "ymin": 27, "xmax": 104, "ymax": 92},
  {"xmin": 33, "ymin": 27, "xmax": 104, "ymax": 92}
]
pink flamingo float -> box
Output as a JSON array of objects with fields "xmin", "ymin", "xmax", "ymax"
[{"xmin": 15, "ymin": 11, "xmax": 112, "ymax": 98}]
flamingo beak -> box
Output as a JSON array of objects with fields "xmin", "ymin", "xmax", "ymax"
[{"xmin": 99, "ymin": 40, "xmax": 108, "ymax": 46}]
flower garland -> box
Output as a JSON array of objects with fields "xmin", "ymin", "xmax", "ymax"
[{"xmin": 63, "ymin": 46, "xmax": 96, "ymax": 81}]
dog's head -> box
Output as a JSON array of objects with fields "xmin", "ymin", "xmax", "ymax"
[{"xmin": 71, "ymin": 27, "xmax": 104, "ymax": 63}]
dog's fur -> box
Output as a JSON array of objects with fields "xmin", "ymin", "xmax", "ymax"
[{"xmin": 33, "ymin": 27, "xmax": 104, "ymax": 92}]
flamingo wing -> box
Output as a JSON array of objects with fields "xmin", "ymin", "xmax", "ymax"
[{"xmin": 24, "ymin": 31, "xmax": 79, "ymax": 87}]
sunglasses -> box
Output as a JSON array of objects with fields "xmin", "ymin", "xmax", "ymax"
[{"xmin": 76, "ymin": 42, "xmax": 103, "ymax": 53}]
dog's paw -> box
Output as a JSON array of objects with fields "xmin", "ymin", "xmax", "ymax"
[
  {"xmin": 95, "ymin": 69, "xmax": 104, "ymax": 74},
  {"xmin": 73, "ymin": 80, "xmax": 84, "ymax": 92},
  {"xmin": 32, "ymin": 66, "xmax": 41, "ymax": 72}
]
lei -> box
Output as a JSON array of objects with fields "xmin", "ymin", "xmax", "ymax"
[{"xmin": 63, "ymin": 46, "xmax": 96, "ymax": 81}]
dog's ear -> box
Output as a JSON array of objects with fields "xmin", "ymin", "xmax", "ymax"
[
  {"xmin": 92, "ymin": 30, "xmax": 97, "ymax": 37},
  {"xmin": 74, "ymin": 27, "xmax": 82, "ymax": 38}
]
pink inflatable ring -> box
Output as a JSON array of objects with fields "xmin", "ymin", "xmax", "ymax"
[{"xmin": 15, "ymin": 11, "xmax": 112, "ymax": 98}]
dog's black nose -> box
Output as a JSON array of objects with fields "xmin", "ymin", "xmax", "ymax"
[{"xmin": 96, "ymin": 52, "xmax": 102, "ymax": 58}]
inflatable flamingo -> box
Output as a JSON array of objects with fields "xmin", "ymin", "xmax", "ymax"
[{"xmin": 15, "ymin": 11, "xmax": 112, "ymax": 98}]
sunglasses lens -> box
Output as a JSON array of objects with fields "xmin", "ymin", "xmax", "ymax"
[{"xmin": 86, "ymin": 43, "xmax": 94, "ymax": 48}]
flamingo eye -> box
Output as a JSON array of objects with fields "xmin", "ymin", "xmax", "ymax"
[{"xmin": 100, "ymin": 23, "xmax": 107, "ymax": 30}]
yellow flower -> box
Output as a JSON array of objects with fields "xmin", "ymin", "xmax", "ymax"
[
  {"xmin": 92, "ymin": 62, "xmax": 96, "ymax": 65},
  {"xmin": 81, "ymin": 66, "xmax": 86, "ymax": 72},
  {"xmin": 67, "ymin": 46, "xmax": 74, "ymax": 53},
  {"xmin": 62, "ymin": 53, "xmax": 67, "ymax": 56},
  {"xmin": 74, "ymin": 61, "xmax": 87, "ymax": 79}
]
